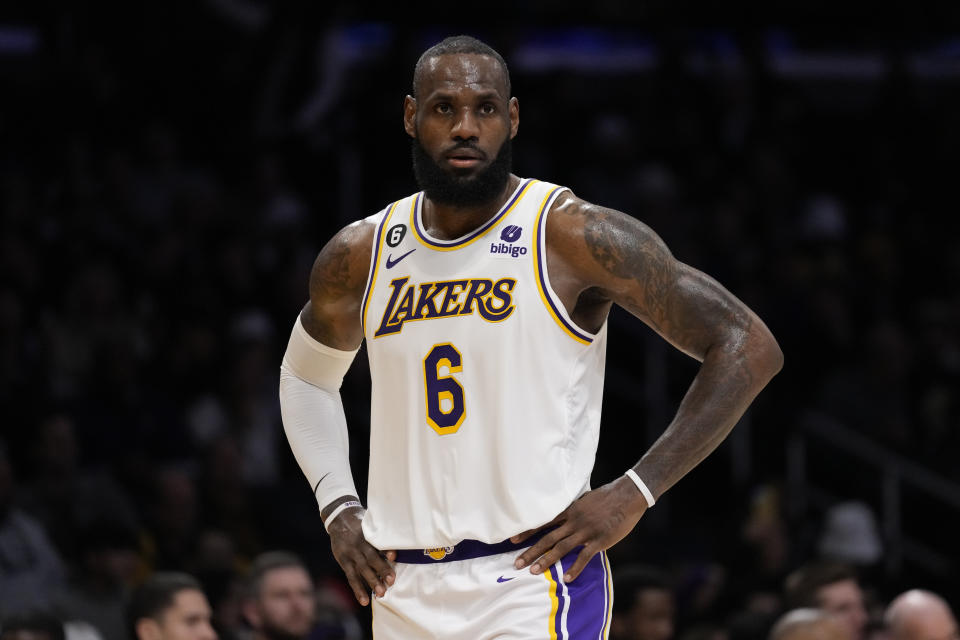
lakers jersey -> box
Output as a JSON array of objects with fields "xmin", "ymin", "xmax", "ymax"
[{"xmin": 360, "ymin": 179, "xmax": 608, "ymax": 550}]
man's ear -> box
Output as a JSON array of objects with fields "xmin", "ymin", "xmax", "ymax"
[
  {"xmin": 403, "ymin": 95, "xmax": 417, "ymax": 138},
  {"xmin": 509, "ymin": 97, "xmax": 519, "ymax": 139},
  {"xmin": 135, "ymin": 619, "xmax": 162, "ymax": 640}
]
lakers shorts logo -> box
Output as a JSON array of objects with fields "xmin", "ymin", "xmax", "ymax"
[{"xmin": 423, "ymin": 546, "xmax": 455, "ymax": 560}]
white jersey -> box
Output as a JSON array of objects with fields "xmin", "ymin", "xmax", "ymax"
[{"xmin": 360, "ymin": 178, "xmax": 608, "ymax": 550}]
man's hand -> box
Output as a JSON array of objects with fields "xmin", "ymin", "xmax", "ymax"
[
  {"xmin": 328, "ymin": 507, "xmax": 396, "ymax": 605},
  {"xmin": 511, "ymin": 476, "xmax": 648, "ymax": 583}
]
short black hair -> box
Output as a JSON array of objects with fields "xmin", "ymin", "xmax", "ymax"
[
  {"xmin": 127, "ymin": 572, "xmax": 203, "ymax": 638},
  {"xmin": 783, "ymin": 561, "xmax": 859, "ymax": 610},
  {"xmin": 412, "ymin": 35, "xmax": 511, "ymax": 98},
  {"xmin": 0, "ymin": 613, "xmax": 65, "ymax": 640},
  {"xmin": 612, "ymin": 564, "xmax": 672, "ymax": 614},
  {"xmin": 244, "ymin": 550, "xmax": 310, "ymax": 599}
]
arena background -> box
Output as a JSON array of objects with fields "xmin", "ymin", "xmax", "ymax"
[{"xmin": 2, "ymin": 3, "xmax": 959, "ymax": 637}]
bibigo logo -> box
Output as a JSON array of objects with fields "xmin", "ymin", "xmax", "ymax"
[{"xmin": 491, "ymin": 225, "xmax": 527, "ymax": 257}]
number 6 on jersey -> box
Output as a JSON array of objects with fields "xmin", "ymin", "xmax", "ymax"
[{"xmin": 423, "ymin": 343, "xmax": 465, "ymax": 434}]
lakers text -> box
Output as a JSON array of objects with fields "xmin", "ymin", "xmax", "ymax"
[{"xmin": 374, "ymin": 277, "xmax": 517, "ymax": 337}]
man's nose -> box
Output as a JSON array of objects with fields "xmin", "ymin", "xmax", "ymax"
[
  {"xmin": 201, "ymin": 621, "xmax": 218, "ymax": 640},
  {"xmin": 451, "ymin": 108, "xmax": 480, "ymax": 140}
]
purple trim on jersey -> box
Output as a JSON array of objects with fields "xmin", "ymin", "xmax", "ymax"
[
  {"xmin": 412, "ymin": 179, "xmax": 532, "ymax": 249},
  {"xmin": 361, "ymin": 202, "xmax": 396, "ymax": 336},
  {"xmin": 558, "ymin": 551, "xmax": 610, "ymax": 639},
  {"xmin": 535, "ymin": 186, "xmax": 595, "ymax": 343}
]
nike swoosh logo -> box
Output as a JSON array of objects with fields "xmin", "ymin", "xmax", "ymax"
[
  {"xmin": 385, "ymin": 248, "xmax": 416, "ymax": 269},
  {"xmin": 313, "ymin": 472, "xmax": 331, "ymax": 494},
  {"xmin": 497, "ymin": 576, "xmax": 515, "ymax": 583}
]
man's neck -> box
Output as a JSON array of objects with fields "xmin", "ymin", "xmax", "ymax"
[{"xmin": 421, "ymin": 174, "xmax": 521, "ymax": 240}]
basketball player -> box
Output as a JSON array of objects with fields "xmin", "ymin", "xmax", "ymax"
[{"xmin": 279, "ymin": 35, "xmax": 783, "ymax": 638}]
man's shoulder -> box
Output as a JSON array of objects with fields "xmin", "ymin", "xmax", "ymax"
[
  {"xmin": 332, "ymin": 216, "xmax": 378, "ymax": 252},
  {"xmin": 544, "ymin": 188, "xmax": 595, "ymax": 237}
]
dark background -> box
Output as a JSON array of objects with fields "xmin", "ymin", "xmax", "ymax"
[{"xmin": 2, "ymin": 2, "xmax": 959, "ymax": 638}]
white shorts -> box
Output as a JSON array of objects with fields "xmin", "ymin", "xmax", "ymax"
[{"xmin": 372, "ymin": 536, "xmax": 613, "ymax": 639}]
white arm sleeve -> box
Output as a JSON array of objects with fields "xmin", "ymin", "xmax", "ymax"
[{"xmin": 278, "ymin": 317, "xmax": 360, "ymax": 511}]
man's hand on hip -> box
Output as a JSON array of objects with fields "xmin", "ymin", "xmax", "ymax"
[
  {"xmin": 510, "ymin": 476, "xmax": 648, "ymax": 583},
  {"xmin": 328, "ymin": 507, "xmax": 396, "ymax": 605}
]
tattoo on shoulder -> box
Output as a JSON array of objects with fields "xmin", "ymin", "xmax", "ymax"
[
  {"xmin": 582, "ymin": 205, "xmax": 674, "ymax": 309},
  {"xmin": 581, "ymin": 203, "xmax": 752, "ymax": 348},
  {"xmin": 311, "ymin": 223, "xmax": 370, "ymax": 301},
  {"xmin": 583, "ymin": 205, "xmax": 668, "ymax": 278}
]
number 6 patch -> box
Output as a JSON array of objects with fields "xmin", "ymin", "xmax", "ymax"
[{"xmin": 386, "ymin": 224, "xmax": 407, "ymax": 248}]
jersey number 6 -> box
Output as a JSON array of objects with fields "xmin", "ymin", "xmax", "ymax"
[{"xmin": 423, "ymin": 343, "xmax": 465, "ymax": 435}]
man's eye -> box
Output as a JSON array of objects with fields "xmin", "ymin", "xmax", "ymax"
[
  {"xmin": 435, "ymin": 103, "xmax": 452, "ymax": 114},
  {"xmin": 480, "ymin": 103, "xmax": 495, "ymax": 114}
]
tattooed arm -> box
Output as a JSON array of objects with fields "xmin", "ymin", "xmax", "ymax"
[
  {"xmin": 283, "ymin": 220, "xmax": 397, "ymax": 605},
  {"xmin": 514, "ymin": 191, "xmax": 783, "ymax": 582},
  {"xmin": 300, "ymin": 220, "xmax": 375, "ymax": 350}
]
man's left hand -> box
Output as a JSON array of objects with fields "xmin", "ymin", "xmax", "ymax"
[{"xmin": 511, "ymin": 475, "xmax": 649, "ymax": 582}]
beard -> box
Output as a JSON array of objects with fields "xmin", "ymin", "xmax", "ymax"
[{"xmin": 411, "ymin": 135, "xmax": 512, "ymax": 207}]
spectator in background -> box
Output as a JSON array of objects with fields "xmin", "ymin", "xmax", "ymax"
[
  {"xmin": 142, "ymin": 466, "xmax": 201, "ymax": 572},
  {"xmin": 189, "ymin": 530, "xmax": 246, "ymax": 640},
  {"xmin": 784, "ymin": 562, "xmax": 868, "ymax": 640},
  {"xmin": 18, "ymin": 412, "xmax": 139, "ymax": 565},
  {"xmin": 0, "ymin": 614, "xmax": 65, "ymax": 640},
  {"xmin": 127, "ymin": 572, "xmax": 217, "ymax": 640},
  {"xmin": 611, "ymin": 564, "xmax": 676, "ymax": 640},
  {"xmin": 53, "ymin": 518, "xmax": 142, "ymax": 640},
  {"xmin": 241, "ymin": 552, "xmax": 316, "ymax": 640},
  {"xmin": 769, "ymin": 608, "xmax": 850, "ymax": 640},
  {"xmin": 884, "ymin": 589, "xmax": 958, "ymax": 640},
  {"xmin": 0, "ymin": 439, "xmax": 67, "ymax": 617}
]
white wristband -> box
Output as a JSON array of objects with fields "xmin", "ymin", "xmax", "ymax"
[
  {"xmin": 624, "ymin": 469, "xmax": 656, "ymax": 507},
  {"xmin": 323, "ymin": 500, "xmax": 363, "ymax": 531}
]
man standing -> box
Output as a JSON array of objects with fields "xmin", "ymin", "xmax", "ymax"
[
  {"xmin": 241, "ymin": 552, "xmax": 316, "ymax": 640},
  {"xmin": 127, "ymin": 572, "xmax": 217, "ymax": 640},
  {"xmin": 279, "ymin": 34, "xmax": 782, "ymax": 638},
  {"xmin": 884, "ymin": 589, "xmax": 958, "ymax": 640}
]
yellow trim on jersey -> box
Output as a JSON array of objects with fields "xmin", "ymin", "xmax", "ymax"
[
  {"xmin": 362, "ymin": 200, "xmax": 401, "ymax": 336},
  {"xmin": 544, "ymin": 567, "xmax": 560, "ymax": 640},
  {"xmin": 602, "ymin": 551, "xmax": 613, "ymax": 639},
  {"xmin": 411, "ymin": 179, "xmax": 537, "ymax": 251},
  {"xmin": 532, "ymin": 189, "xmax": 592, "ymax": 346}
]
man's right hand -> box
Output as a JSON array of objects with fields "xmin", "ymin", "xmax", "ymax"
[{"xmin": 327, "ymin": 507, "xmax": 396, "ymax": 606}]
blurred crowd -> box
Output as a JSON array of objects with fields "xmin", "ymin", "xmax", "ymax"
[{"xmin": 1, "ymin": 6, "xmax": 959, "ymax": 640}]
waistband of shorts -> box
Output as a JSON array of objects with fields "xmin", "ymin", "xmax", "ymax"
[{"xmin": 393, "ymin": 528, "xmax": 551, "ymax": 564}]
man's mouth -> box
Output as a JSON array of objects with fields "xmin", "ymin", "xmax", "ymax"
[{"xmin": 445, "ymin": 147, "xmax": 485, "ymax": 169}]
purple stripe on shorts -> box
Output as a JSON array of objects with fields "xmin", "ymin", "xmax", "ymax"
[
  {"xmin": 559, "ymin": 550, "xmax": 609, "ymax": 639},
  {"xmin": 549, "ymin": 562, "xmax": 565, "ymax": 639}
]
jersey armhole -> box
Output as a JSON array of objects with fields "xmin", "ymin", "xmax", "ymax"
[{"xmin": 532, "ymin": 187, "xmax": 599, "ymax": 345}]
